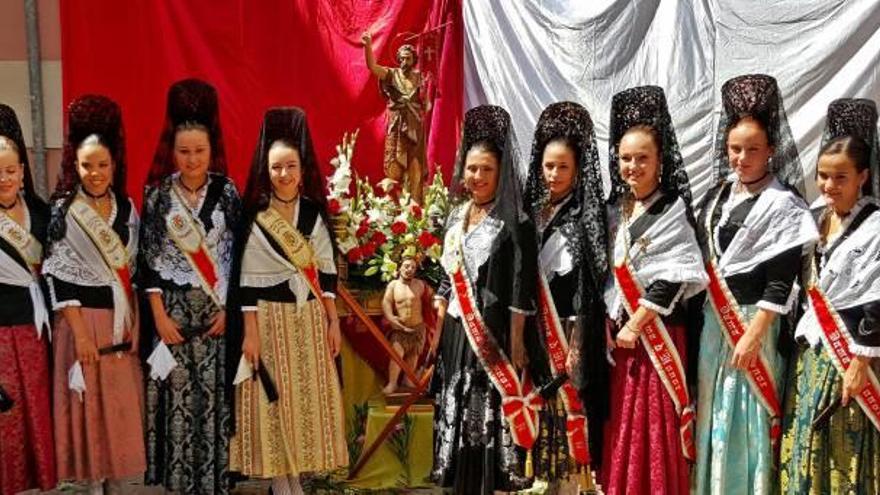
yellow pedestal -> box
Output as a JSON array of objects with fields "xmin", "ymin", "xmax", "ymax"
[{"xmin": 346, "ymin": 400, "xmax": 434, "ymax": 490}]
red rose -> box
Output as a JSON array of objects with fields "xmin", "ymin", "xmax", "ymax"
[
  {"xmin": 410, "ymin": 204, "xmax": 423, "ymax": 219},
  {"xmin": 347, "ymin": 246, "xmax": 363, "ymax": 263},
  {"xmin": 356, "ymin": 220, "xmax": 370, "ymax": 238},
  {"xmin": 391, "ymin": 221, "xmax": 407, "ymax": 235},
  {"xmin": 418, "ymin": 231, "xmax": 439, "ymax": 248},
  {"xmin": 362, "ymin": 241, "xmax": 378, "ymax": 258},
  {"xmin": 371, "ymin": 231, "xmax": 387, "ymax": 245},
  {"xmin": 328, "ymin": 198, "xmax": 342, "ymax": 215}
]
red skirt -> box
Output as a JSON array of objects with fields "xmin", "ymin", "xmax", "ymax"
[
  {"xmin": 53, "ymin": 308, "xmax": 146, "ymax": 481},
  {"xmin": 0, "ymin": 323, "xmax": 56, "ymax": 495},
  {"xmin": 599, "ymin": 321, "xmax": 690, "ymax": 495}
]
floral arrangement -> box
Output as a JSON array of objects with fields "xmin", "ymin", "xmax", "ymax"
[{"xmin": 326, "ymin": 130, "xmax": 450, "ymax": 287}]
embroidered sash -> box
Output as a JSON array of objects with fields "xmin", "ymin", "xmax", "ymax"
[
  {"xmin": 536, "ymin": 273, "xmax": 590, "ymax": 465},
  {"xmin": 0, "ymin": 210, "xmax": 41, "ymax": 271},
  {"xmin": 808, "ymin": 286, "xmax": 880, "ymax": 432},
  {"xmin": 447, "ymin": 214, "xmax": 542, "ymax": 449},
  {"xmin": 612, "ymin": 259, "xmax": 696, "ymax": 461},
  {"xmin": 68, "ymin": 198, "xmax": 134, "ymax": 308},
  {"xmin": 0, "ymin": 209, "xmax": 49, "ymax": 337},
  {"xmin": 255, "ymin": 207, "xmax": 324, "ymax": 301},
  {"xmin": 704, "ymin": 187, "xmax": 783, "ymax": 444},
  {"xmin": 167, "ymin": 186, "xmax": 222, "ymax": 306}
]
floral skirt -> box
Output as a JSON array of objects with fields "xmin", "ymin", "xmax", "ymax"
[
  {"xmin": 600, "ymin": 321, "xmax": 690, "ymax": 495},
  {"xmin": 144, "ymin": 288, "xmax": 229, "ymax": 494},
  {"xmin": 431, "ymin": 316, "xmax": 530, "ymax": 494},
  {"xmin": 780, "ymin": 344, "xmax": 880, "ymax": 494},
  {"xmin": 230, "ymin": 299, "xmax": 347, "ymax": 478},
  {"xmin": 0, "ymin": 323, "xmax": 56, "ymax": 494}
]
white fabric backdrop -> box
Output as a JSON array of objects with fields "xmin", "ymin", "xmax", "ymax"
[{"xmin": 464, "ymin": 0, "xmax": 880, "ymax": 203}]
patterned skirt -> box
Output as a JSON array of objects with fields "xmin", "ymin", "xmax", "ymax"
[
  {"xmin": 599, "ymin": 320, "xmax": 690, "ymax": 495},
  {"xmin": 145, "ymin": 288, "xmax": 230, "ymax": 494},
  {"xmin": 430, "ymin": 316, "xmax": 530, "ymax": 495},
  {"xmin": 533, "ymin": 397, "xmax": 575, "ymax": 482},
  {"xmin": 53, "ymin": 308, "xmax": 146, "ymax": 482},
  {"xmin": 780, "ymin": 344, "xmax": 880, "ymax": 494},
  {"xmin": 230, "ymin": 299, "xmax": 348, "ymax": 477},
  {"xmin": 695, "ymin": 303, "xmax": 784, "ymax": 495},
  {"xmin": 0, "ymin": 323, "xmax": 56, "ymax": 495}
]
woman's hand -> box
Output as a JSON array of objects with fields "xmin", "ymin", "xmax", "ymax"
[
  {"xmin": 61, "ymin": 306, "xmax": 99, "ymax": 364},
  {"xmin": 510, "ymin": 312, "xmax": 528, "ymax": 370},
  {"xmin": 615, "ymin": 325, "xmax": 640, "ymax": 349},
  {"xmin": 242, "ymin": 312, "xmax": 260, "ymax": 370},
  {"xmin": 731, "ymin": 309, "xmax": 773, "ymax": 370},
  {"xmin": 843, "ymin": 356, "xmax": 871, "ymax": 406},
  {"xmin": 511, "ymin": 331, "xmax": 529, "ymax": 370},
  {"xmin": 74, "ymin": 333, "xmax": 99, "ymax": 364},
  {"xmin": 327, "ymin": 317, "xmax": 342, "ymax": 358},
  {"xmin": 730, "ymin": 330, "xmax": 762, "ymax": 369},
  {"xmin": 155, "ymin": 312, "xmax": 185, "ymax": 345},
  {"xmin": 206, "ymin": 309, "xmax": 227, "ymax": 337},
  {"xmin": 149, "ymin": 292, "xmax": 184, "ymax": 345},
  {"xmin": 605, "ymin": 318, "xmax": 617, "ymax": 352}
]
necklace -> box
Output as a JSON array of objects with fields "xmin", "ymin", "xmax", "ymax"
[
  {"xmin": 0, "ymin": 197, "xmax": 18, "ymax": 210},
  {"xmin": 473, "ymin": 196, "xmax": 495, "ymax": 208},
  {"xmin": 272, "ymin": 192, "xmax": 298, "ymax": 205},
  {"xmin": 82, "ymin": 188, "xmax": 111, "ymax": 200},
  {"xmin": 178, "ymin": 176, "xmax": 208, "ymax": 194}
]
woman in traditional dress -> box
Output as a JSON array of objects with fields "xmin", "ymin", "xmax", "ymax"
[
  {"xmin": 522, "ymin": 101, "xmax": 608, "ymax": 490},
  {"xmin": 431, "ymin": 105, "xmax": 540, "ymax": 494},
  {"xmin": 780, "ymin": 98, "xmax": 880, "ymax": 494},
  {"xmin": 140, "ymin": 78, "xmax": 240, "ymax": 494},
  {"xmin": 0, "ymin": 104, "xmax": 56, "ymax": 495},
  {"xmin": 695, "ymin": 74, "xmax": 818, "ymax": 495},
  {"xmin": 227, "ymin": 107, "xmax": 346, "ymax": 494},
  {"xmin": 43, "ymin": 95, "xmax": 145, "ymax": 494},
  {"xmin": 599, "ymin": 86, "xmax": 707, "ymax": 495}
]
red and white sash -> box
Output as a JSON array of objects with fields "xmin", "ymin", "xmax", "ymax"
[
  {"xmin": 704, "ymin": 187, "xmax": 783, "ymax": 444},
  {"xmin": 255, "ymin": 207, "xmax": 324, "ymax": 302},
  {"xmin": 536, "ymin": 273, "xmax": 591, "ymax": 465},
  {"xmin": 449, "ymin": 240, "xmax": 542, "ymax": 449},
  {"xmin": 705, "ymin": 261, "xmax": 783, "ymax": 440},
  {"xmin": 613, "ymin": 260, "xmax": 696, "ymax": 461},
  {"xmin": 167, "ymin": 186, "xmax": 223, "ymax": 307},
  {"xmin": 807, "ymin": 286, "xmax": 880, "ymax": 432}
]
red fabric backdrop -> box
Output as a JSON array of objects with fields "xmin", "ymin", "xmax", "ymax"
[{"xmin": 60, "ymin": 0, "xmax": 462, "ymax": 205}]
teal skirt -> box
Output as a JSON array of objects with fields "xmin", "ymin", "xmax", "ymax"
[{"xmin": 695, "ymin": 303, "xmax": 785, "ymax": 495}]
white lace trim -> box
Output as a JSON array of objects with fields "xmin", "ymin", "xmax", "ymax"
[{"xmin": 850, "ymin": 342, "xmax": 880, "ymax": 358}]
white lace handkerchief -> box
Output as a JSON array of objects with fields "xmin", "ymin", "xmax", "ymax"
[
  {"xmin": 233, "ymin": 357, "xmax": 254, "ymax": 385},
  {"xmin": 147, "ymin": 342, "xmax": 179, "ymax": 381},
  {"xmin": 68, "ymin": 361, "xmax": 86, "ymax": 401}
]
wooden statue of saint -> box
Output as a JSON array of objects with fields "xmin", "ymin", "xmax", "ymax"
[{"xmin": 362, "ymin": 31, "xmax": 429, "ymax": 203}]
